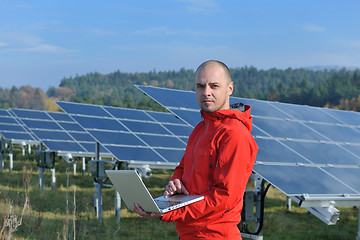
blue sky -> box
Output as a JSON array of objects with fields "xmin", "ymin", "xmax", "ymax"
[{"xmin": 1, "ymin": 0, "xmax": 360, "ymax": 90}]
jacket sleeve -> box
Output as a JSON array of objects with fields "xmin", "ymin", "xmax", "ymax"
[{"xmin": 161, "ymin": 128, "xmax": 258, "ymax": 223}]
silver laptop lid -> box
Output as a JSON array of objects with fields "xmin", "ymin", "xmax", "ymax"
[
  {"xmin": 106, "ymin": 170, "xmax": 205, "ymax": 213},
  {"xmin": 106, "ymin": 170, "xmax": 162, "ymax": 213}
]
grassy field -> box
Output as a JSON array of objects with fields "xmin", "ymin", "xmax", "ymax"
[{"xmin": 0, "ymin": 148, "xmax": 359, "ymax": 240}]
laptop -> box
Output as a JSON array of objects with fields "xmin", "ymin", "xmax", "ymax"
[{"xmin": 105, "ymin": 170, "xmax": 204, "ymax": 213}]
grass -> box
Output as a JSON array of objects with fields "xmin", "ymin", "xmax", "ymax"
[{"xmin": 0, "ymin": 146, "xmax": 359, "ymax": 240}]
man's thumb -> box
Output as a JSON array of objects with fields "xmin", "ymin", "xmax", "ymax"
[{"xmin": 182, "ymin": 184, "xmax": 189, "ymax": 195}]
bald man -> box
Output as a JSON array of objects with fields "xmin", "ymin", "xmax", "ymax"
[{"xmin": 133, "ymin": 60, "xmax": 258, "ymax": 239}]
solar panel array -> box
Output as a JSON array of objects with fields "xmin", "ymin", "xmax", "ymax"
[
  {"xmin": 136, "ymin": 85, "xmax": 360, "ymax": 199},
  {"xmin": 56, "ymin": 101, "xmax": 193, "ymax": 168},
  {"xmin": 0, "ymin": 109, "xmax": 38, "ymax": 145},
  {"xmin": 9, "ymin": 108, "xmax": 111, "ymax": 158},
  {"xmin": 2, "ymin": 85, "xmax": 360, "ymax": 203}
]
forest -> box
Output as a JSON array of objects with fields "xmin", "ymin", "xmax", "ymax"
[{"xmin": 1, "ymin": 66, "xmax": 360, "ymax": 112}]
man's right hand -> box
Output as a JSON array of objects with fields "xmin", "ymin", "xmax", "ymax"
[{"xmin": 164, "ymin": 179, "xmax": 189, "ymax": 198}]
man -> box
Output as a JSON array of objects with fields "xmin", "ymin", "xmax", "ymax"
[{"xmin": 133, "ymin": 60, "xmax": 258, "ymax": 239}]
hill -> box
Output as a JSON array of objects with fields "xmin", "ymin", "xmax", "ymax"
[{"xmin": 1, "ymin": 67, "xmax": 360, "ymax": 111}]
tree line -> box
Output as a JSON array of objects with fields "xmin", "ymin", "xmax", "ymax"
[{"xmin": 1, "ymin": 66, "xmax": 360, "ymax": 112}]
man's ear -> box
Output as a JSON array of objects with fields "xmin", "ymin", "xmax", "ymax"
[{"xmin": 228, "ymin": 81, "xmax": 234, "ymax": 96}]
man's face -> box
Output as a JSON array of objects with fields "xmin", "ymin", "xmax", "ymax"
[{"xmin": 195, "ymin": 65, "xmax": 233, "ymax": 113}]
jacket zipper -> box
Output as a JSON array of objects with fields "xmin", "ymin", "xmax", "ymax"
[{"xmin": 184, "ymin": 118, "xmax": 210, "ymax": 182}]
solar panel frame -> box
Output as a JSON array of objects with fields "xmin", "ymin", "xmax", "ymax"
[
  {"xmin": 135, "ymin": 85, "xmax": 360, "ymax": 203},
  {"xmin": 9, "ymin": 108, "xmax": 112, "ymax": 158},
  {"xmin": 253, "ymin": 164, "xmax": 360, "ymax": 196},
  {"xmin": 0, "ymin": 109, "xmax": 39, "ymax": 145},
  {"xmin": 56, "ymin": 101, "xmax": 192, "ymax": 168},
  {"xmin": 322, "ymin": 108, "xmax": 360, "ymax": 126}
]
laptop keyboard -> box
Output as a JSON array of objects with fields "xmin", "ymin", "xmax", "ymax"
[{"xmin": 155, "ymin": 199, "xmax": 180, "ymax": 209}]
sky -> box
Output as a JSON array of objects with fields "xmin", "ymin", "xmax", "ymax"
[{"xmin": 1, "ymin": 0, "xmax": 360, "ymax": 90}]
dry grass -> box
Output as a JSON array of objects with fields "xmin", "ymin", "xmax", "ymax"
[{"xmin": 0, "ymin": 147, "xmax": 358, "ymax": 240}]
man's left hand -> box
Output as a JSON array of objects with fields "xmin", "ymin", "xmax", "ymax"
[{"xmin": 132, "ymin": 203, "xmax": 164, "ymax": 219}]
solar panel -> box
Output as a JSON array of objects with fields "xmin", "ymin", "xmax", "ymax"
[
  {"xmin": 253, "ymin": 164, "xmax": 358, "ymax": 195},
  {"xmin": 9, "ymin": 108, "xmax": 111, "ymax": 157},
  {"xmin": 0, "ymin": 109, "xmax": 38, "ymax": 145},
  {"xmin": 135, "ymin": 85, "xmax": 360, "ymax": 201},
  {"xmin": 56, "ymin": 101, "xmax": 192, "ymax": 168}
]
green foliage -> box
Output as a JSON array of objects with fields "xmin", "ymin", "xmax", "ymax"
[
  {"xmin": 1, "ymin": 67, "xmax": 360, "ymax": 111},
  {"xmin": 0, "ymin": 86, "xmax": 48, "ymax": 110},
  {"xmin": 58, "ymin": 67, "xmax": 360, "ymax": 110},
  {"xmin": 58, "ymin": 69, "xmax": 195, "ymax": 110}
]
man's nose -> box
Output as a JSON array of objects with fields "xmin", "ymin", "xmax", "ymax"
[{"xmin": 203, "ymin": 85, "xmax": 211, "ymax": 96}]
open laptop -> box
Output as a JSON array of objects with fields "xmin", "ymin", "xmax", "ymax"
[{"xmin": 105, "ymin": 170, "xmax": 204, "ymax": 213}]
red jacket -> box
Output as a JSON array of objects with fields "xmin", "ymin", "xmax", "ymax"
[{"xmin": 161, "ymin": 106, "xmax": 258, "ymax": 239}]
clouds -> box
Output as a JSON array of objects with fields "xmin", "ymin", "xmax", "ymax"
[
  {"xmin": 85, "ymin": 28, "xmax": 117, "ymax": 37},
  {"xmin": 347, "ymin": 40, "xmax": 360, "ymax": 49},
  {"xmin": 133, "ymin": 26, "xmax": 177, "ymax": 36},
  {"xmin": 0, "ymin": 31, "xmax": 75, "ymax": 53},
  {"xmin": 21, "ymin": 44, "xmax": 75, "ymax": 53},
  {"xmin": 15, "ymin": 3, "xmax": 32, "ymax": 9},
  {"xmin": 175, "ymin": 0, "xmax": 219, "ymax": 14},
  {"xmin": 1, "ymin": 0, "xmax": 360, "ymax": 90},
  {"xmin": 299, "ymin": 24, "xmax": 326, "ymax": 33}
]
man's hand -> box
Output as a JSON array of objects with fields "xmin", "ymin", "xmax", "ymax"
[
  {"xmin": 164, "ymin": 179, "xmax": 189, "ymax": 198},
  {"xmin": 132, "ymin": 203, "xmax": 164, "ymax": 218}
]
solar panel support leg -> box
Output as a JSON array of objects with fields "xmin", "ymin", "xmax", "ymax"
[
  {"xmin": 115, "ymin": 191, "xmax": 121, "ymax": 222},
  {"xmin": 9, "ymin": 153, "xmax": 13, "ymax": 173},
  {"xmin": 94, "ymin": 182, "xmax": 103, "ymax": 219},
  {"xmin": 82, "ymin": 157, "xmax": 86, "ymax": 176},
  {"xmin": 240, "ymin": 173, "xmax": 265, "ymax": 240},
  {"xmin": 51, "ymin": 168, "xmax": 56, "ymax": 189},
  {"xmin": 39, "ymin": 167, "xmax": 44, "ymax": 190},
  {"xmin": 241, "ymin": 232, "xmax": 263, "ymax": 240},
  {"xmin": 73, "ymin": 161, "xmax": 77, "ymax": 176},
  {"xmin": 287, "ymin": 196, "xmax": 291, "ymax": 211},
  {"xmin": 0, "ymin": 153, "xmax": 3, "ymax": 172}
]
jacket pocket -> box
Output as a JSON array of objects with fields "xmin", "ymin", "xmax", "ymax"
[{"xmin": 208, "ymin": 150, "xmax": 217, "ymax": 190}]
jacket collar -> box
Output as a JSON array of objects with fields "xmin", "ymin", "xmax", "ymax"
[{"xmin": 200, "ymin": 105, "xmax": 253, "ymax": 132}]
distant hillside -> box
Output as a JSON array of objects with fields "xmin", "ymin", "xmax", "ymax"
[
  {"xmin": 1, "ymin": 66, "xmax": 360, "ymax": 112},
  {"xmin": 0, "ymin": 85, "xmax": 57, "ymax": 111},
  {"xmin": 54, "ymin": 66, "xmax": 360, "ymax": 109}
]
